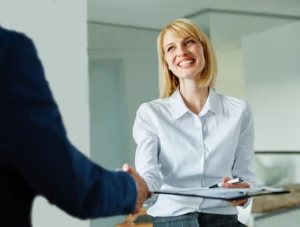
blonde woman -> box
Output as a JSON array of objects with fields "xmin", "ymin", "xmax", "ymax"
[{"xmin": 132, "ymin": 18, "xmax": 255, "ymax": 227}]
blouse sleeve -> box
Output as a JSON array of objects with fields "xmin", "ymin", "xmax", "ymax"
[{"xmin": 133, "ymin": 103, "xmax": 162, "ymax": 192}]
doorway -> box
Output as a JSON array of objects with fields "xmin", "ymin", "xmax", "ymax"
[{"xmin": 89, "ymin": 59, "xmax": 127, "ymax": 227}]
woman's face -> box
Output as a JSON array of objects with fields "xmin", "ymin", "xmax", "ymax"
[{"xmin": 163, "ymin": 30, "xmax": 205, "ymax": 81}]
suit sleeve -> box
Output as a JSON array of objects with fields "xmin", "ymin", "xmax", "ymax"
[{"xmin": 0, "ymin": 32, "xmax": 137, "ymax": 219}]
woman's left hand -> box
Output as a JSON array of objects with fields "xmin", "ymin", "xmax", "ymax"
[{"xmin": 221, "ymin": 177, "xmax": 250, "ymax": 206}]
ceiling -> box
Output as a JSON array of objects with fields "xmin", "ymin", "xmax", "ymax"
[{"xmin": 88, "ymin": 0, "xmax": 300, "ymax": 30}]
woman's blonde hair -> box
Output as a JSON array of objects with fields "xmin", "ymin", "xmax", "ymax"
[{"xmin": 157, "ymin": 18, "xmax": 217, "ymax": 98}]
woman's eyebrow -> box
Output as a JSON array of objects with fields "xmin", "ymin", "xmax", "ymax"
[{"xmin": 165, "ymin": 42, "xmax": 174, "ymax": 49}]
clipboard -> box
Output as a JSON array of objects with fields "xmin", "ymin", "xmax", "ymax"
[{"xmin": 152, "ymin": 187, "xmax": 290, "ymax": 200}]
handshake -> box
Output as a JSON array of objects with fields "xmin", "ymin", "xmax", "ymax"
[{"xmin": 122, "ymin": 164, "xmax": 151, "ymax": 215}]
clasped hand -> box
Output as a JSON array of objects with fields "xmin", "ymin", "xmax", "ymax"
[{"xmin": 122, "ymin": 164, "xmax": 150, "ymax": 215}]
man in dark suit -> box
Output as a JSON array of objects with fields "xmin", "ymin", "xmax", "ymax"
[{"xmin": 0, "ymin": 26, "xmax": 150, "ymax": 226}]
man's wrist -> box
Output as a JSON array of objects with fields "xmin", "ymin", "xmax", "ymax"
[{"xmin": 147, "ymin": 191, "xmax": 153, "ymax": 199}]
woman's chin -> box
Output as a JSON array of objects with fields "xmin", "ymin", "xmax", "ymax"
[{"xmin": 177, "ymin": 73, "xmax": 197, "ymax": 80}]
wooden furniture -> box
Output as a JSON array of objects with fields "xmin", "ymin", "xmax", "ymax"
[
  {"xmin": 116, "ymin": 205, "xmax": 255, "ymax": 227},
  {"xmin": 115, "ymin": 208, "xmax": 152, "ymax": 227},
  {"xmin": 249, "ymin": 184, "xmax": 300, "ymax": 227},
  {"xmin": 116, "ymin": 207, "xmax": 251, "ymax": 227}
]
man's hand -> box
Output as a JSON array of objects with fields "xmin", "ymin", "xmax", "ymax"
[
  {"xmin": 221, "ymin": 177, "xmax": 250, "ymax": 207},
  {"xmin": 122, "ymin": 164, "xmax": 150, "ymax": 214}
]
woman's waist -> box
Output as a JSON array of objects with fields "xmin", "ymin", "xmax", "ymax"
[
  {"xmin": 160, "ymin": 176, "xmax": 226, "ymax": 189},
  {"xmin": 147, "ymin": 193, "xmax": 237, "ymax": 217}
]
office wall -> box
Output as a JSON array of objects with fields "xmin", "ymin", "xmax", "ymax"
[
  {"xmin": 242, "ymin": 21, "xmax": 300, "ymax": 152},
  {"xmin": 88, "ymin": 23, "xmax": 159, "ymax": 164},
  {"xmin": 190, "ymin": 13, "xmax": 210, "ymax": 37},
  {"xmin": 206, "ymin": 12, "xmax": 293, "ymax": 98},
  {"xmin": 0, "ymin": 1, "xmax": 89, "ymax": 227},
  {"xmin": 242, "ymin": 21, "xmax": 300, "ymax": 188}
]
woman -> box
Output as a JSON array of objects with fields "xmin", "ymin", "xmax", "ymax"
[{"xmin": 132, "ymin": 18, "xmax": 255, "ymax": 227}]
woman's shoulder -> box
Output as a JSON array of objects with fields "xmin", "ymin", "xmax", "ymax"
[
  {"xmin": 137, "ymin": 98, "xmax": 170, "ymax": 112},
  {"xmin": 217, "ymin": 93, "xmax": 250, "ymax": 112}
]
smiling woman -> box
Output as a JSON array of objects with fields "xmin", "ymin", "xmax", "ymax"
[
  {"xmin": 157, "ymin": 18, "xmax": 217, "ymax": 99},
  {"xmin": 132, "ymin": 18, "xmax": 255, "ymax": 227}
]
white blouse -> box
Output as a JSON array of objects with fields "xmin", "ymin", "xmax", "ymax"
[{"xmin": 133, "ymin": 88, "xmax": 256, "ymax": 216}]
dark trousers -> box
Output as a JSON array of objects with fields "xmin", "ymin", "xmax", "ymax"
[{"xmin": 152, "ymin": 212, "xmax": 247, "ymax": 227}]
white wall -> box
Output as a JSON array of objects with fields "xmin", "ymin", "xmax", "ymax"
[
  {"xmin": 190, "ymin": 13, "xmax": 210, "ymax": 37},
  {"xmin": 88, "ymin": 23, "xmax": 160, "ymax": 164},
  {"xmin": 242, "ymin": 21, "xmax": 300, "ymax": 152},
  {"xmin": 208, "ymin": 13, "xmax": 293, "ymax": 46},
  {"xmin": 213, "ymin": 41, "xmax": 246, "ymax": 99},
  {"xmin": 205, "ymin": 12, "xmax": 294, "ymax": 98},
  {"xmin": 0, "ymin": 1, "xmax": 90, "ymax": 227},
  {"xmin": 241, "ymin": 26, "xmax": 300, "ymax": 227}
]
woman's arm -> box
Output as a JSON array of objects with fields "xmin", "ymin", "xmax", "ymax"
[
  {"xmin": 133, "ymin": 103, "xmax": 162, "ymax": 192},
  {"xmin": 223, "ymin": 100, "xmax": 256, "ymax": 207}
]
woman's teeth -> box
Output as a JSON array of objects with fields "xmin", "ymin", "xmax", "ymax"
[{"xmin": 179, "ymin": 60, "xmax": 194, "ymax": 67}]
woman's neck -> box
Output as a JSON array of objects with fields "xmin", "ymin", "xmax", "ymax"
[{"xmin": 179, "ymin": 82, "xmax": 209, "ymax": 114}]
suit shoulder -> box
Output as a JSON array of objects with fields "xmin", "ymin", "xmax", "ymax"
[
  {"xmin": 0, "ymin": 27, "xmax": 35, "ymax": 63},
  {"xmin": 0, "ymin": 27, "xmax": 33, "ymax": 47}
]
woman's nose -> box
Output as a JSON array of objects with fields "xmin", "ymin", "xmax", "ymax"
[{"xmin": 176, "ymin": 45, "xmax": 188, "ymax": 57}]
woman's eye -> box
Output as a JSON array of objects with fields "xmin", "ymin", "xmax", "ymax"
[
  {"xmin": 186, "ymin": 40, "xmax": 195, "ymax": 45},
  {"xmin": 167, "ymin": 46, "xmax": 175, "ymax": 52}
]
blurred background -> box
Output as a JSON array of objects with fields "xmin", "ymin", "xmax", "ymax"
[{"xmin": 1, "ymin": 0, "xmax": 300, "ymax": 226}]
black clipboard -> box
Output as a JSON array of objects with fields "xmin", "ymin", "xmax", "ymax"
[{"xmin": 152, "ymin": 187, "xmax": 290, "ymax": 200}]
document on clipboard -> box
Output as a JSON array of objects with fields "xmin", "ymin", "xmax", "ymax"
[{"xmin": 152, "ymin": 187, "xmax": 290, "ymax": 200}]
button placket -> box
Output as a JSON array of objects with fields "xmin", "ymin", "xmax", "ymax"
[{"xmin": 193, "ymin": 116, "xmax": 205, "ymax": 170}]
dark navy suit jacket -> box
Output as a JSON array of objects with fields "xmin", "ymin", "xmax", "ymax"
[{"xmin": 0, "ymin": 27, "xmax": 137, "ymax": 226}]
